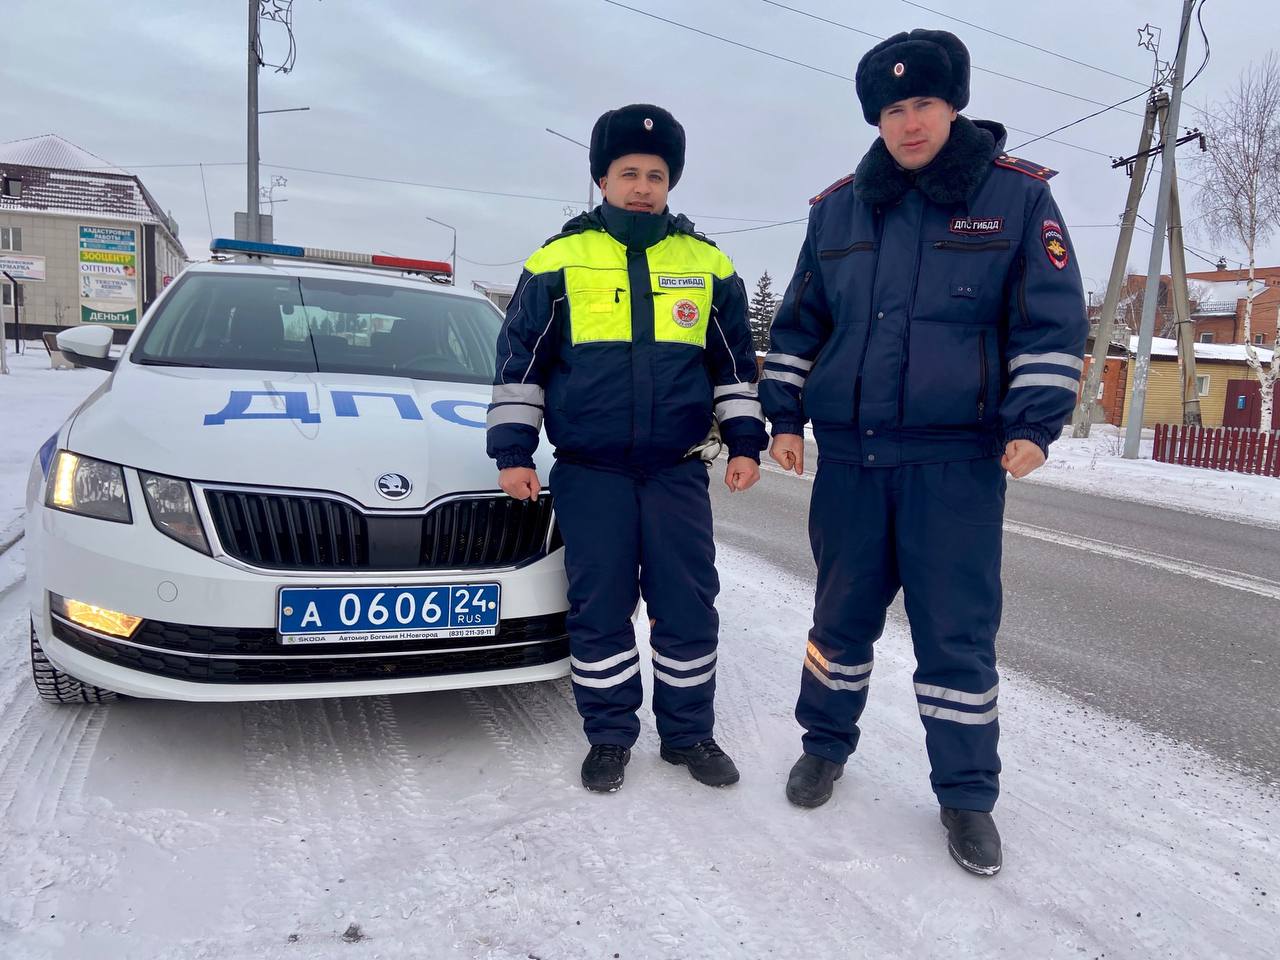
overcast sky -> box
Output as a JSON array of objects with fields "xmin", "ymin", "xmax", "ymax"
[{"xmin": 4, "ymin": 0, "xmax": 1277, "ymax": 301}]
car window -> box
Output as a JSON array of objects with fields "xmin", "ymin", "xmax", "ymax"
[{"xmin": 131, "ymin": 272, "xmax": 502, "ymax": 383}]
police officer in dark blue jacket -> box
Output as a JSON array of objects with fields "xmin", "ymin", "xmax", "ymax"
[
  {"xmin": 488, "ymin": 105, "xmax": 767, "ymax": 794},
  {"xmin": 761, "ymin": 30, "xmax": 1086, "ymax": 875}
]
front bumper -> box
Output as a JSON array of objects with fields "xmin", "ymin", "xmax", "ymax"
[
  {"xmin": 26, "ymin": 482, "xmax": 570, "ymax": 702},
  {"xmin": 42, "ymin": 612, "xmax": 568, "ymax": 701}
]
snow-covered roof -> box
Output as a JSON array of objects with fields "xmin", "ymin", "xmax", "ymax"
[
  {"xmin": 0, "ymin": 135, "xmax": 184, "ymax": 256},
  {"xmin": 1194, "ymin": 280, "xmax": 1268, "ymax": 302},
  {"xmin": 0, "ymin": 134, "xmax": 123, "ymax": 173},
  {"xmin": 1130, "ymin": 335, "xmax": 1274, "ymax": 363},
  {"xmin": 472, "ymin": 280, "xmax": 516, "ymax": 295}
]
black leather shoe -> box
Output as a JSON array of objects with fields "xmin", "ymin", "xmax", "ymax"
[
  {"xmin": 940, "ymin": 807, "xmax": 1002, "ymax": 876},
  {"xmin": 581, "ymin": 744, "xmax": 631, "ymax": 793},
  {"xmin": 660, "ymin": 738, "xmax": 740, "ymax": 787},
  {"xmin": 785, "ymin": 753, "xmax": 844, "ymax": 808}
]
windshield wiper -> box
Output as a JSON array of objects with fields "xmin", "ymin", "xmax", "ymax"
[{"xmin": 135, "ymin": 357, "xmax": 220, "ymax": 368}]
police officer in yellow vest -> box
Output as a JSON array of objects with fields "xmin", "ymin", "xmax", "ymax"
[{"xmin": 487, "ymin": 104, "xmax": 766, "ymax": 792}]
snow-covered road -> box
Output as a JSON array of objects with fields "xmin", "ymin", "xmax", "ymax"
[{"xmin": 1, "ymin": 543, "xmax": 1276, "ymax": 959}]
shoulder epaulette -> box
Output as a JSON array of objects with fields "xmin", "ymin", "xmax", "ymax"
[
  {"xmin": 670, "ymin": 214, "xmax": 718, "ymax": 248},
  {"xmin": 539, "ymin": 224, "xmax": 593, "ymax": 248},
  {"xmin": 993, "ymin": 154, "xmax": 1057, "ymax": 181},
  {"xmin": 809, "ymin": 173, "xmax": 855, "ymax": 206}
]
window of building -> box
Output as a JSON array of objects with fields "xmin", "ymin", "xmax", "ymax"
[
  {"xmin": 0, "ymin": 226, "xmax": 20, "ymax": 251},
  {"xmin": 1196, "ymin": 375, "xmax": 1211, "ymax": 397},
  {"xmin": 1257, "ymin": 334, "xmax": 1267, "ymax": 345},
  {"xmin": 1199, "ymin": 332, "xmax": 1214, "ymax": 343},
  {"xmin": 1, "ymin": 177, "xmax": 21, "ymax": 199}
]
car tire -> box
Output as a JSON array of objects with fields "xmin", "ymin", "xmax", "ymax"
[{"xmin": 30, "ymin": 620, "xmax": 119, "ymax": 704}]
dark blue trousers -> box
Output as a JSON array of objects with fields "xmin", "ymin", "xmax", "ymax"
[
  {"xmin": 550, "ymin": 458, "xmax": 720, "ymax": 748},
  {"xmin": 797, "ymin": 458, "xmax": 1005, "ymax": 812}
]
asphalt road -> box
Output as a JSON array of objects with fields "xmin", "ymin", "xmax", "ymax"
[{"xmin": 709, "ymin": 439, "xmax": 1280, "ymax": 784}]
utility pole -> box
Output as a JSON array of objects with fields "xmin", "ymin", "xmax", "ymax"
[
  {"xmin": 1073, "ymin": 95, "xmax": 1158, "ymax": 437},
  {"xmin": 1125, "ymin": 0, "xmax": 1196, "ymax": 459},
  {"xmin": 247, "ymin": 0, "xmax": 261, "ymax": 242},
  {"xmin": 424, "ymin": 216, "xmax": 457, "ymax": 283},
  {"xmin": 1159, "ymin": 95, "xmax": 1202, "ymax": 426}
]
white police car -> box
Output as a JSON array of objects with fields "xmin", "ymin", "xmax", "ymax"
[{"xmin": 25, "ymin": 239, "xmax": 568, "ymax": 703}]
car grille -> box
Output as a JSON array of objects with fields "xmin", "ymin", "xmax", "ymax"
[
  {"xmin": 204, "ymin": 489, "xmax": 555, "ymax": 572},
  {"xmin": 52, "ymin": 614, "xmax": 569, "ymax": 685}
]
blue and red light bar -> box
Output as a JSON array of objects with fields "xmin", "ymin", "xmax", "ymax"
[{"xmin": 210, "ymin": 238, "xmax": 452, "ymax": 277}]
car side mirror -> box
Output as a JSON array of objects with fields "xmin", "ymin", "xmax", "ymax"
[{"xmin": 55, "ymin": 324, "xmax": 119, "ymax": 372}]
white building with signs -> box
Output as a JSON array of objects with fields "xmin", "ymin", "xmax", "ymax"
[{"xmin": 0, "ymin": 134, "xmax": 187, "ymax": 340}]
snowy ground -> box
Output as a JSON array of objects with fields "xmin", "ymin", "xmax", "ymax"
[
  {"xmin": 0, "ymin": 349, "xmax": 1276, "ymax": 958},
  {"xmin": 1030, "ymin": 425, "xmax": 1280, "ymax": 531}
]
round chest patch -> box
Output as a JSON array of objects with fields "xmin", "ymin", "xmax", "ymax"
[
  {"xmin": 673, "ymin": 299, "xmax": 700, "ymax": 328},
  {"xmin": 893, "ymin": 61, "xmax": 905, "ymax": 77}
]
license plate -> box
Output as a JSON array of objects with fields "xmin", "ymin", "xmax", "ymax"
[{"xmin": 277, "ymin": 584, "xmax": 500, "ymax": 645}]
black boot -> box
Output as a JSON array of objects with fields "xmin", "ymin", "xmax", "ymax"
[
  {"xmin": 660, "ymin": 738, "xmax": 740, "ymax": 787},
  {"xmin": 940, "ymin": 807, "xmax": 1002, "ymax": 876},
  {"xmin": 785, "ymin": 753, "xmax": 844, "ymax": 808},
  {"xmin": 581, "ymin": 744, "xmax": 631, "ymax": 793}
]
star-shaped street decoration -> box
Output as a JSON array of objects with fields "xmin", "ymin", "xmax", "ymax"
[{"xmin": 1137, "ymin": 23, "xmax": 1159, "ymax": 52}]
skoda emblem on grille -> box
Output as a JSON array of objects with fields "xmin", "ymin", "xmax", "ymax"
[{"xmin": 376, "ymin": 473, "xmax": 412, "ymax": 500}]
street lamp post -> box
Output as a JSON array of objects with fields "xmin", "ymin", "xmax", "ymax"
[
  {"xmin": 424, "ymin": 216, "xmax": 456, "ymax": 283},
  {"xmin": 546, "ymin": 127, "xmax": 594, "ymax": 212}
]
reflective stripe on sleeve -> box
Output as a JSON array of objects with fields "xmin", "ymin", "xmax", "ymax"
[
  {"xmin": 1008, "ymin": 352, "xmax": 1084, "ymax": 373},
  {"xmin": 766, "ymin": 352, "xmax": 814, "ymax": 372},
  {"xmin": 762, "ymin": 369, "xmax": 806, "ymax": 388},
  {"xmin": 486, "ymin": 404, "xmax": 543, "ymax": 429},
  {"xmin": 1008, "ymin": 372, "xmax": 1080, "ymax": 393},
  {"xmin": 492, "ymin": 382, "xmax": 546, "ymax": 405},
  {"xmin": 716, "ymin": 399, "xmax": 765, "ymax": 422}
]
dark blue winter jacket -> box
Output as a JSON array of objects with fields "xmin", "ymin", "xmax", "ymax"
[
  {"xmin": 761, "ymin": 117, "xmax": 1087, "ymax": 465},
  {"xmin": 488, "ymin": 203, "xmax": 766, "ymax": 470}
]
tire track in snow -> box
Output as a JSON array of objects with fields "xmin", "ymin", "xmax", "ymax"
[
  {"xmin": 0, "ymin": 586, "xmax": 111, "ymax": 933},
  {"xmin": 240, "ymin": 694, "xmax": 428, "ymax": 940}
]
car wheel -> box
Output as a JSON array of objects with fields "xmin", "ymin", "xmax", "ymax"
[{"xmin": 30, "ymin": 620, "xmax": 119, "ymax": 704}]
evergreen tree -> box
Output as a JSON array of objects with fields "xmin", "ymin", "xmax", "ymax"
[{"xmin": 747, "ymin": 271, "xmax": 779, "ymax": 353}]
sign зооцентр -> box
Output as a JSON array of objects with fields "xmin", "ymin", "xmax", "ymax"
[{"xmin": 79, "ymin": 225, "xmax": 139, "ymax": 325}]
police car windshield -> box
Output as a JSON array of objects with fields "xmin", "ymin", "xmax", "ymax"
[{"xmin": 132, "ymin": 272, "xmax": 501, "ymax": 384}]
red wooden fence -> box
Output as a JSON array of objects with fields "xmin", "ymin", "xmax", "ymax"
[{"xmin": 1153, "ymin": 424, "xmax": 1280, "ymax": 477}]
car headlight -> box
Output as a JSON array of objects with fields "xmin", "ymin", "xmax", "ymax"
[
  {"xmin": 140, "ymin": 472, "xmax": 211, "ymax": 555},
  {"xmin": 45, "ymin": 451, "xmax": 131, "ymax": 522}
]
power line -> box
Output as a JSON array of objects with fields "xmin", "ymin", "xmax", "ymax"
[
  {"xmin": 754, "ymin": 0, "xmax": 1145, "ymax": 117},
  {"xmin": 708, "ymin": 217, "xmax": 808, "ymax": 236},
  {"xmin": 258, "ymin": 163, "xmax": 787, "ymax": 223},
  {"xmin": 109, "ymin": 157, "xmax": 801, "ymax": 229},
  {"xmin": 600, "ymin": 0, "xmax": 851, "ymax": 82},
  {"xmin": 898, "ymin": 0, "xmax": 1148, "ymax": 87},
  {"xmin": 1009, "ymin": 87, "xmax": 1152, "ymax": 153},
  {"xmin": 1134, "ymin": 216, "xmax": 1243, "ymax": 268},
  {"xmin": 1183, "ymin": 0, "xmax": 1211, "ymax": 91},
  {"xmin": 600, "ymin": 0, "xmax": 1120, "ymax": 159},
  {"xmin": 198, "ymin": 163, "xmax": 215, "ymax": 237},
  {"xmin": 457, "ymin": 254, "xmax": 528, "ymax": 267}
]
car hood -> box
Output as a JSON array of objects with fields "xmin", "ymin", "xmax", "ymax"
[{"xmin": 65, "ymin": 365, "xmax": 545, "ymax": 509}]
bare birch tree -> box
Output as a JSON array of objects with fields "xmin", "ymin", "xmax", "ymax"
[{"xmin": 1194, "ymin": 53, "xmax": 1280, "ymax": 431}]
